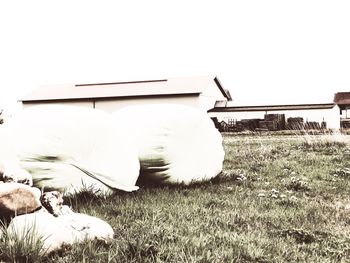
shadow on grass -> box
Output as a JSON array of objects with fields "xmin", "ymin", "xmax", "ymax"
[{"xmin": 134, "ymin": 170, "xmax": 246, "ymax": 193}]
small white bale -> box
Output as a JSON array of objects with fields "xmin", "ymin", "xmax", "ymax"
[
  {"xmin": 113, "ymin": 104, "xmax": 225, "ymax": 185},
  {"xmin": 7, "ymin": 211, "xmax": 114, "ymax": 254}
]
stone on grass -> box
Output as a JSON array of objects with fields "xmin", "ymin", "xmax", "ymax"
[
  {"xmin": 40, "ymin": 191, "xmax": 72, "ymax": 217},
  {"xmin": 0, "ymin": 183, "xmax": 41, "ymax": 218},
  {"xmin": 7, "ymin": 211, "xmax": 114, "ymax": 254}
]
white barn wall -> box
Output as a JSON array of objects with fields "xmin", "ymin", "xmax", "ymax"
[
  {"xmin": 199, "ymin": 82, "xmax": 227, "ymax": 111},
  {"xmin": 94, "ymin": 95, "xmax": 201, "ymax": 112},
  {"xmin": 22, "ymin": 101, "xmax": 93, "ymax": 109},
  {"xmin": 21, "ymin": 96, "xmax": 202, "ymax": 113},
  {"xmin": 199, "ymin": 96, "xmax": 223, "ymax": 112}
]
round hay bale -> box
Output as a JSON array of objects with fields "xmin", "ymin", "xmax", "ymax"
[
  {"xmin": 113, "ymin": 104, "xmax": 224, "ymax": 185},
  {"xmin": 2, "ymin": 105, "xmax": 140, "ymax": 195}
]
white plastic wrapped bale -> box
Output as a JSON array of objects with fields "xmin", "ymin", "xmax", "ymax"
[
  {"xmin": 7, "ymin": 211, "xmax": 115, "ymax": 255},
  {"xmin": 2, "ymin": 105, "xmax": 140, "ymax": 195},
  {"xmin": 113, "ymin": 104, "xmax": 224, "ymax": 185}
]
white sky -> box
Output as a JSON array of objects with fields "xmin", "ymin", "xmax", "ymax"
[{"xmin": 1, "ymin": 0, "xmax": 350, "ymax": 113}]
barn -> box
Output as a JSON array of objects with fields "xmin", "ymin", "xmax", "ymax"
[
  {"xmin": 19, "ymin": 76, "xmax": 232, "ymax": 113},
  {"xmin": 208, "ymin": 102, "xmax": 341, "ymax": 130},
  {"xmin": 334, "ymin": 92, "xmax": 350, "ymax": 128}
]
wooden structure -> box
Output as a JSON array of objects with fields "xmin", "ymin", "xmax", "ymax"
[{"xmin": 208, "ymin": 103, "xmax": 340, "ymax": 131}]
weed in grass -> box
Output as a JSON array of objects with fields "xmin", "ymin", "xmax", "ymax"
[
  {"xmin": 279, "ymin": 229, "xmax": 323, "ymax": 244},
  {"xmin": 298, "ymin": 140, "xmax": 347, "ymax": 155},
  {"xmin": 285, "ymin": 176, "xmax": 311, "ymax": 192},
  {"xmin": 48, "ymin": 240, "xmax": 118, "ymax": 263},
  {"xmin": 0, "ymin": 220, "xmax": 47, "ymax": 263},
  {"xmin": 278, "ymin": 228, "xmax": 350, "ymax": 261},
  {"xmin": 125, "ymin": 239, "xmax": 159, "ymax": 262},
  {"xmin": 332, "ymin": 167, "xmax": 350, "ymax": 178},
  {"xmin": 276, "ymin": 198, "xmax": 299, "ymax": 208},
  {"xmin": 204, "ymin": 198, "xmax": 232, "ymax": 210}
]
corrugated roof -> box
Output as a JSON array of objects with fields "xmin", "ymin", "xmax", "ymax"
[
  {"xmin": 20, "ymin": 76, "xmax": 232, "ymax": 102},
  {"xmin": 334, "ymin": 92, "xmax": 350, "ymax": 105},
  {"xmin": 208, "ymin": 103, "xmax": 336, "ymax": 113}
]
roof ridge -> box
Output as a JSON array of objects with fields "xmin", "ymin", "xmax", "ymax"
[{"xmin": 75, "ymin": 79, "xmax": 168, "ymax": 87}]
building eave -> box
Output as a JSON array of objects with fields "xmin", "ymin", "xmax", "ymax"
[
  {"xmin": 208, "ymin": 103, "xmax": 336, "ymax": 113},
  {"xmin": 20, "ymin": 93, "xmax": 201, "ymax": 104}
]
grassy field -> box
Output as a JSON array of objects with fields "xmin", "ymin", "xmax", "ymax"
[{"xmin": 2, "ymin": 133, "xmax": 350, "ymax": 262}]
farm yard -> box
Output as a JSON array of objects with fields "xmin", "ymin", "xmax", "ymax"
[{"xmin": 2, "ymin": 133, "xmax": 350, "ymax": 262}]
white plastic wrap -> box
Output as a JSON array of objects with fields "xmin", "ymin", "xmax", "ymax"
[
  {"xmin": 2, "ymin": 105, "xmax": 140, "ymax": 195},
  {"xmin": 113, "ymin": 104, "xmax": 224, "ymax": 185}
]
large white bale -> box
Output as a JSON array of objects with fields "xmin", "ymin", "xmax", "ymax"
[
  {"xmin": 1, "ymin": 105, "xmax": 140, "ymax": 195},
  {"xmin": 113, "ymin": 104, "xmax": 225, "ymax": 185}
]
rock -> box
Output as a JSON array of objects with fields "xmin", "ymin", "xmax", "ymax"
[
  {"xmin": 40, "ymin": 191, "xmax": 74, "ymax": 216},
  {"xmin": 40, "ymin": 191, "xmax": 64, "ymax": 217},
  {"xmin": 0, "ymin": 183, "xmax": 41, "ymax": 218},
  {"xmin": 1, "ymin": 167, "xmax": 33, "ymax": 186},
  {"xmin": 7, "ymin": 211, "xmax": 114, "ymax": 254}
]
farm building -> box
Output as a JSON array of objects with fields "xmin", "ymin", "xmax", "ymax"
[
  {"xmin": 19, "ymin": 76, "xmax": 232, "ymax": 113},
  {"xmin": 334, "ymin": 92, "xmax": 350, "ymax": 128},
  {"xmin": 334, "ymin": 92, "xmax": 350, "ymax": 112},
  {"xmin": 208, "ymin": 103, "xmax": 341, "ymax": 131}
]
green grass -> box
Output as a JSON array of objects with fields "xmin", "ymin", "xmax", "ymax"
[
  {"xmin": 0, "ymin": 220, "xmax": 47, "ymax": 262},
  {"xmin": 2, "ymin": 133, "xmax": 350, "ymax": 262}
]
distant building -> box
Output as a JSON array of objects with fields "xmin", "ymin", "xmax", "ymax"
[
  {"xmin": 208, "ymin": 103, "xmax": 340, "ymax": 130},
  {"xmin": 334, "ymin": 92, "xmax": 350, "ymax": 128},
  {"xmin": 334, "ymin": 92, "xmax": 350, "ymax": 112},
  {"xmin": 20, "ymin": 76, "xmax": 232, "ymax": 113}
]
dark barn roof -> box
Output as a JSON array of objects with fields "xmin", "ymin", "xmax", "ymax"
[{"xmin": 334, "ymin": 92, "xmax": 350, "ymax": 105}]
